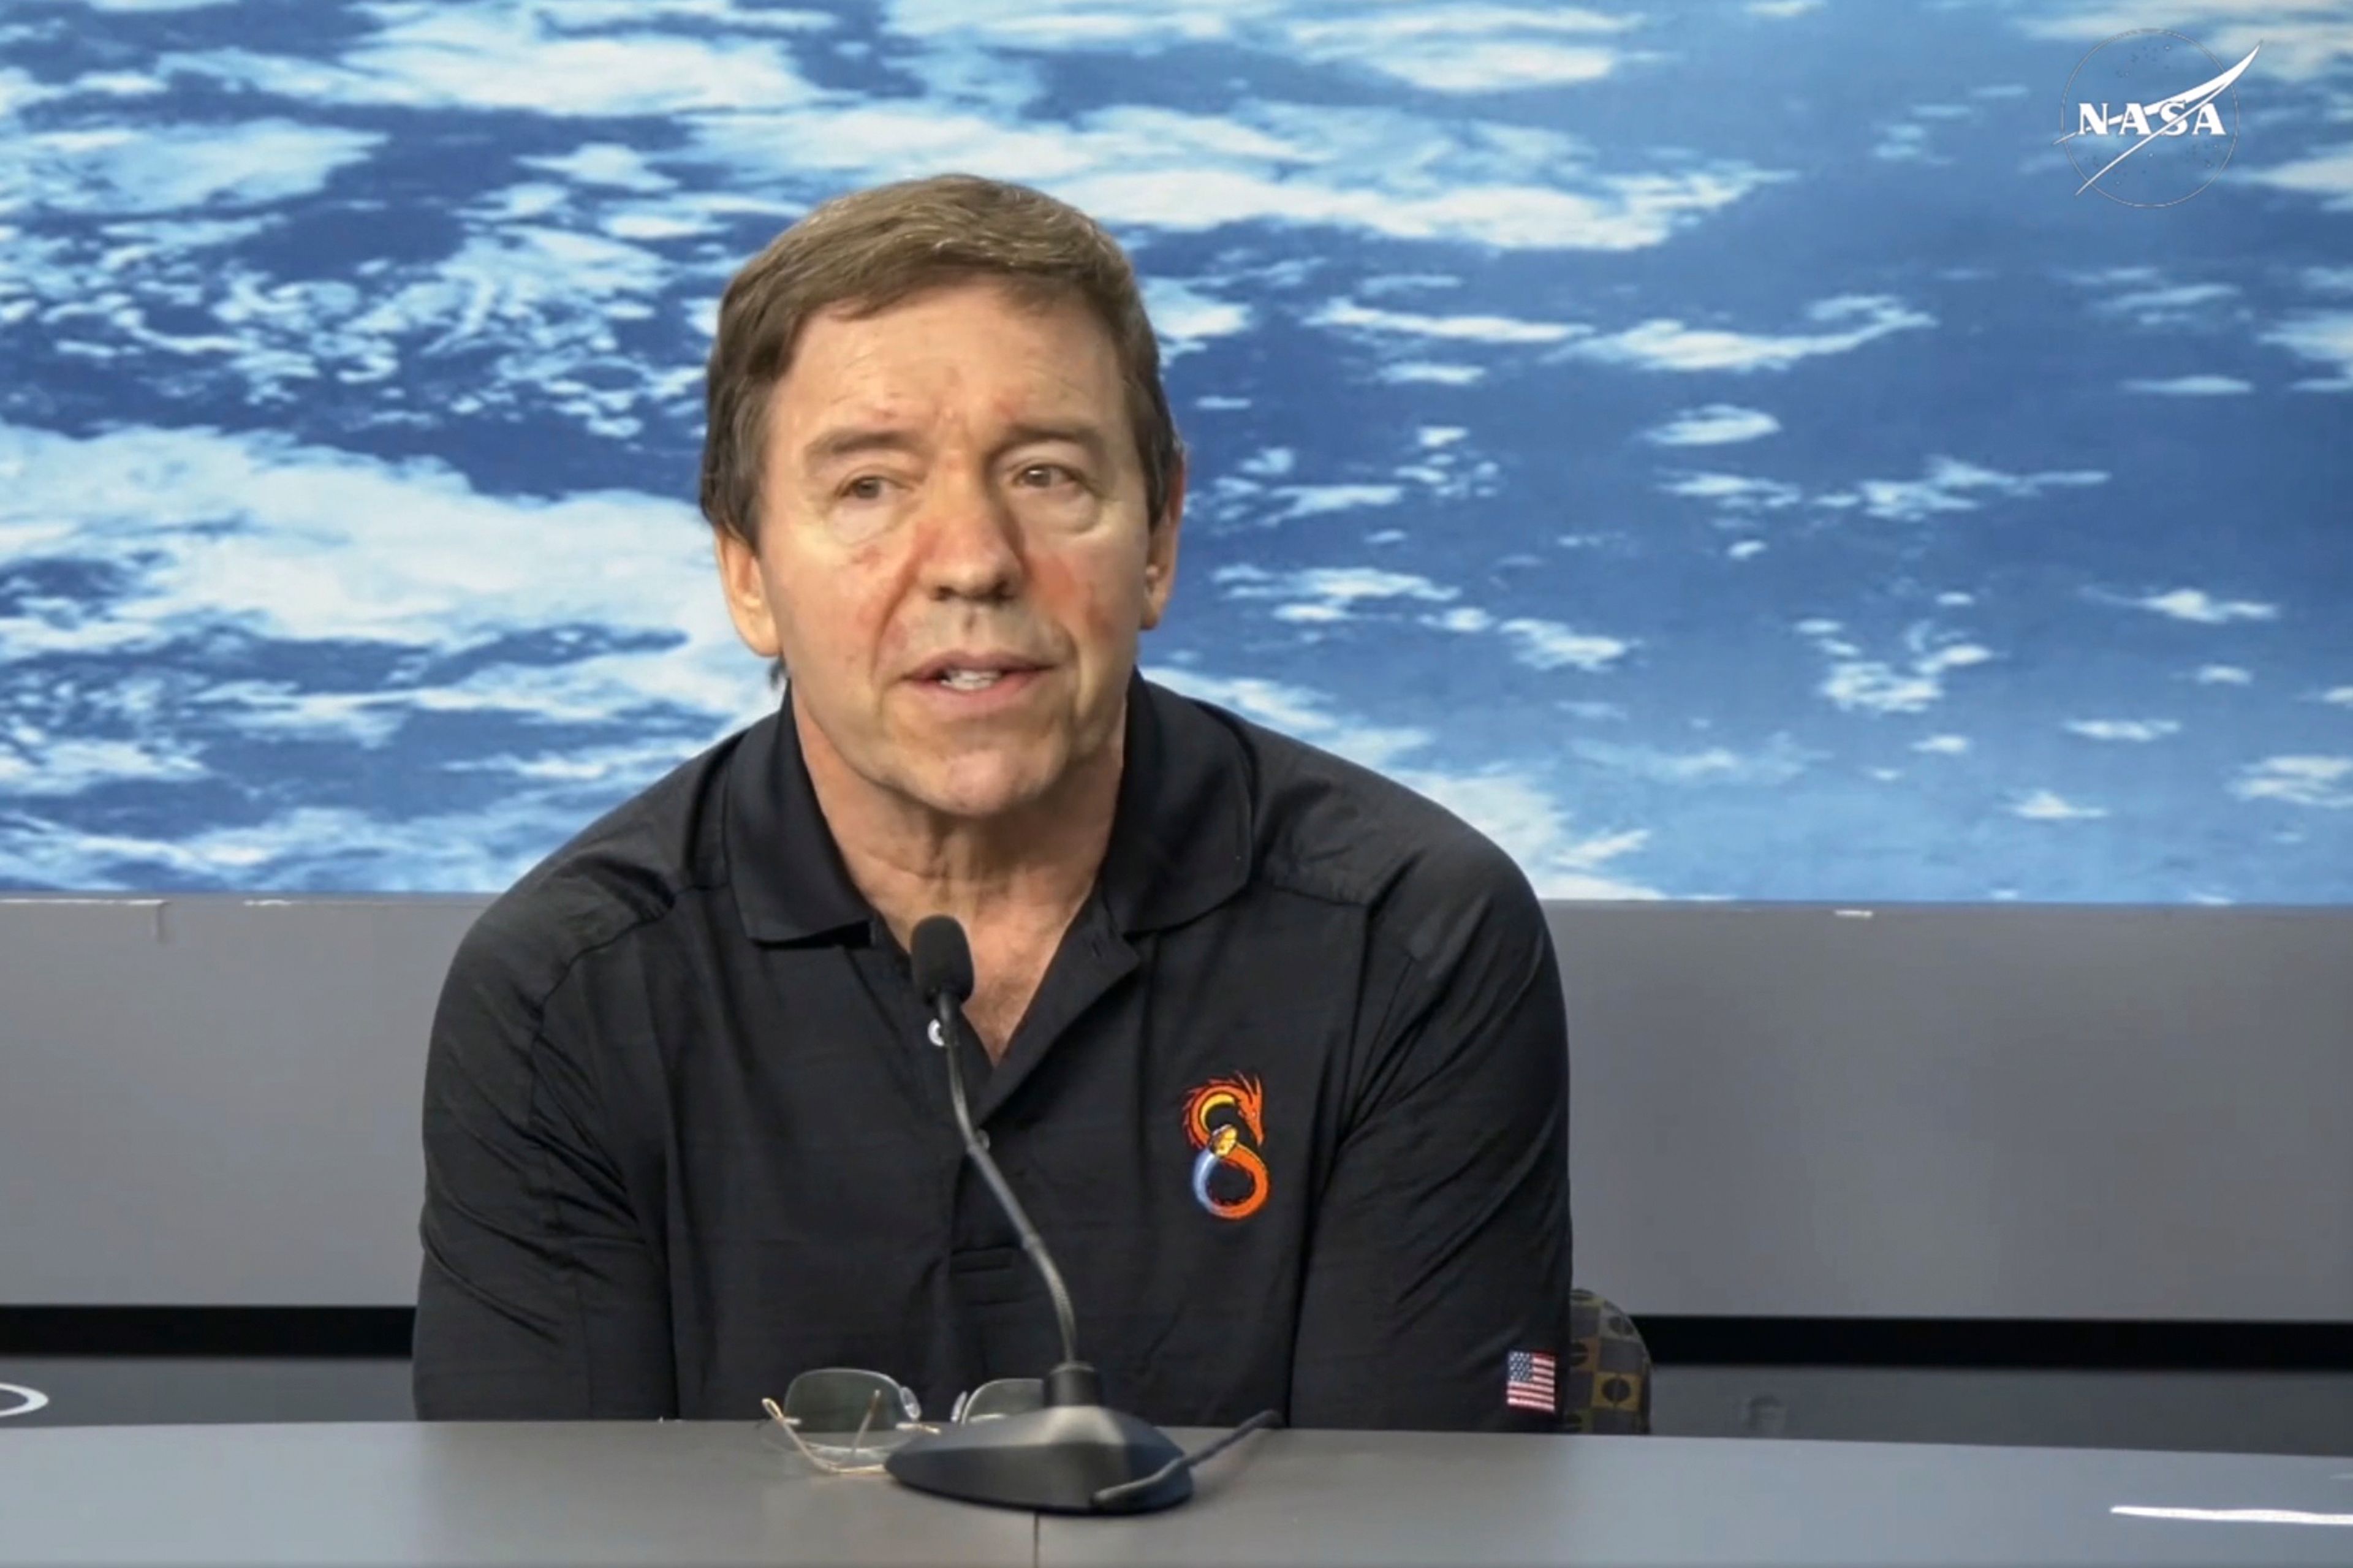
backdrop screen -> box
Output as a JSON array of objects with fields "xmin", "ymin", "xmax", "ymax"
[{"xmin": 1, "ymin": 1, "xmax": 2346, "ymax": 900}]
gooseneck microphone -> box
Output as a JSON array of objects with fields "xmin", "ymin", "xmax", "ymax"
[
  {"xmin": 887, "ymin": 914, "xmax": 1213, "ymax": 1514},
  {"xmin": 908, "ymin": 915, "xmax": 1081, "ymax": 1373}
]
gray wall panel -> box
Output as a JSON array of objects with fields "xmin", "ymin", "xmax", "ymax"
[
  {"xmin": 2, "ymin": 896, "xmax": 474, "ymax": 1305},
  {"xmin": 5, "ymin": 896, "xmax": 2349, "ymax": 1317},
  {"xmin": 1552, "ymin": 904, "xmax": 2353, "ymax": 1320}
]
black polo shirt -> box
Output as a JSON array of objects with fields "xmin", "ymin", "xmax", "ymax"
[{"xmin": 412, "ymin": 675, "xmax": 1572, "ymax": 1430}]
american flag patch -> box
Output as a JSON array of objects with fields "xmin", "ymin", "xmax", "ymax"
[{"xmin": 1505, "ymin": 1349, "xmax": 1557, "ymax": 1414}]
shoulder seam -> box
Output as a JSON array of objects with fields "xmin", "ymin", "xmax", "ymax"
[{"xmin": 508, "ymin": 870, "xmax": 727, "ymax": 1023}]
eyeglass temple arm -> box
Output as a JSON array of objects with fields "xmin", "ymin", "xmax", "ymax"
[
  {"xmin": 849, "ymin": 1388, "xmax": 881, "ymax": 1456},
  {"xmin": 760, "ymin": 1396, "xmax": 893, "ymax": 1474}
]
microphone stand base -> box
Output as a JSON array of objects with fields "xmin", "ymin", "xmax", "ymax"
[{"xmin": 884, "ymin": 1403, "xmax": 1191, "ymax": 1514}]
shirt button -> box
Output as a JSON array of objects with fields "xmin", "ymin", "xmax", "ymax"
[{"xmin": 975, "ymin": 1129, "xmax": 991, "ymax": 1151}]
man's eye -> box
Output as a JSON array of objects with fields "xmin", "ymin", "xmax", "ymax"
[
  {"xmin": 1017, "ymin": 463, "xmax": 1078, "ymax": 489},
  {"xmin": 841, "ymin": 475, "xmax": 890, "ymax": 502}
]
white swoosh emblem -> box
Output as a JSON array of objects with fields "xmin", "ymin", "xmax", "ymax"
[{"xmin": 2113, "ymin": 1505, "xmax": 2353, "ymax": 1528}]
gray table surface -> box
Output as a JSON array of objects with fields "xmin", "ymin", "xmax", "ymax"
[{"xmin": 2, "ymin": 1421, "xmax": 2348, "ymax": 1566}]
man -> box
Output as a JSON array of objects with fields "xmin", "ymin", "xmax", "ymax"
[{"xmin": 412, "ymin": 174, "xmax": 1571, "ymax": 1430}]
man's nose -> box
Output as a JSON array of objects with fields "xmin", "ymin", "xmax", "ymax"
[{"xmin": 914, "ymin": 468, "xmax": 1025, "ymax": 602}]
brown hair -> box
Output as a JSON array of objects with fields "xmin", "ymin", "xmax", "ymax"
[{"xmin": 698, "ymin": 173, "xmax": 1184, "ymax": 547}]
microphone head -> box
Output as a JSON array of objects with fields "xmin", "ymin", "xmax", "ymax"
[{"xmin": 911, "ymin": 914, "xmax": 975, "ymax": 1004}]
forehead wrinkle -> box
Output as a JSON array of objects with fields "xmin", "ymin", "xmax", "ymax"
[
  {"xmin": 775, "ymin": 294, "xmax": 1131, "ymax": 480},
  {"xmin": 800, "ymin": 380, "xmax": 1116, "ymax": 461},
  {"xmin": 840, "ymin": 294, "xmax": 1116, "ymax": 409}
]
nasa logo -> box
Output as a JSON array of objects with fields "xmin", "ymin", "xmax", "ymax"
[
  {"xmin": 2056, "ymin": 31, "xmax": 2259, "ymax": 207},
  {"xmin": 0, "ymin": 1382, "xmax": 50, "ymax": 1419}
]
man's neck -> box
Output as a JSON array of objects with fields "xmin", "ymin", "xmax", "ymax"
[{"xmin": 792, "ymin": 696, "xmax": 1126, "ymax": 954}]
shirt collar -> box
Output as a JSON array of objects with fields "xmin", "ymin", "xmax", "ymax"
[
  {"xmin": 724, "ymin": 672, "xmax": 1254, "ymax": 946},
  {"xmin": 723, "ymin": 691, "xmax": 876, "ymax": 945},
  {"xmin": 1096, "ymin": 671, "xmax": 1255, "ymax": 935}
]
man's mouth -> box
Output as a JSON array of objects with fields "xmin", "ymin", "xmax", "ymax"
[{"xmin": 909, "ymin": 654, "xmax": 1049, "ymax": 692}]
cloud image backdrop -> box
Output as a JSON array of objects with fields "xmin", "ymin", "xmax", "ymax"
[{"xmin": 0, "ymin": 0, "xmax": 2347, "ymax": 900}]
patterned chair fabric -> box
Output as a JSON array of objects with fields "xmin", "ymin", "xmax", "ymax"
[{"xmin": 1561, "ymin": 1288, "xmax": 1652, "ymax": 1434}]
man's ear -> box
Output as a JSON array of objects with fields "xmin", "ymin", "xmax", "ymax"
[
  {"xmin": 1141, "ymin": 456, "xmax": 1185, "ymax": 632},
  {"xmin": 713, "ymin": 525, "xmax": 781, "ymax": 659}
]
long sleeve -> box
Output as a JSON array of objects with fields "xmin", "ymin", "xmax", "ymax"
[
  {"xmin": 411, "ymin": 917, "xmax": 676, "ymax": 1418},
  {"xmin": 1286, "ymin": 841, "xmax": 1573, "ymax": 1431}
]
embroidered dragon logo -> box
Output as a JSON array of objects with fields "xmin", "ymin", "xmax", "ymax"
[{"xmin": 1182, "ymin": 1074, "xmax": 1269, "ymax": 1221}]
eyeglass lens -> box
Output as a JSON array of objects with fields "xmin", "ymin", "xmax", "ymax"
[
  {"xmin": 779, "ymin": 1368, "xmax": 921, "ymax": 1434},
  {"xmin": 957, "ymin": 1377, "xmax": 1046, "ymax": 1422}
]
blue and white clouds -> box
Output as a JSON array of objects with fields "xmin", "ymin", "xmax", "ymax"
[{"xmin": 0, "ymin": 0, "xmax": 2347, "ymax": 899}]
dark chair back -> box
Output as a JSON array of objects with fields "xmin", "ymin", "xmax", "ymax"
[{"xmin": 1561, "ymin": 1289, "xmax": 1651, "ymax": 1434}]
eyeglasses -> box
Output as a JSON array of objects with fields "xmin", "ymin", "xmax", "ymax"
[{"xmin": 761, "ymin": 1368, "xmax": 1047, "ymax": 1475}]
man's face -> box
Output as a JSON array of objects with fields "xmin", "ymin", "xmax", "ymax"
[{"xmin": 715, "ymin": 279, "xmax": 1181, "ymax": 824}]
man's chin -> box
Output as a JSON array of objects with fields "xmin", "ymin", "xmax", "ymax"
[{"xmin": 896, "ymin": 755, "xmax": 1067, "ymax": 824}]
